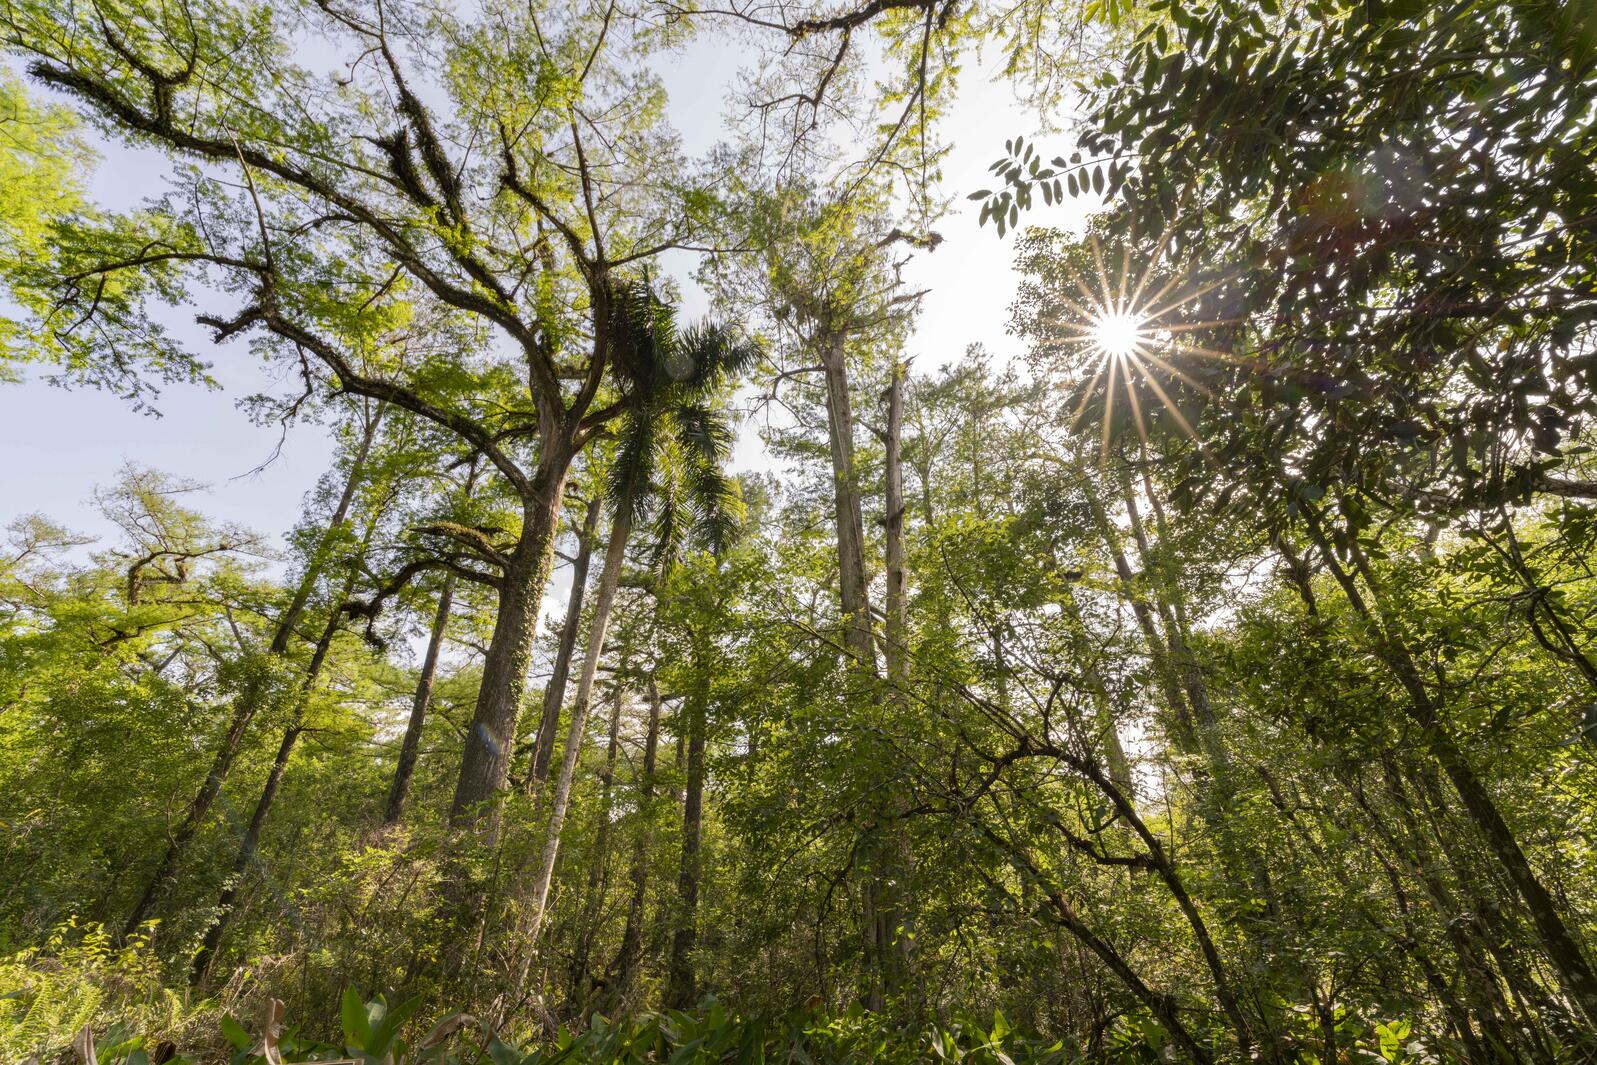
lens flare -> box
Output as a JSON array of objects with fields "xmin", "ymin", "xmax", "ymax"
[
  {"xmin": 1090, "ymin": 312, "xmax": 1147, "ymax": 358},
  {"xmin": 1043, "ymin": 226, "xmax": 1248, "ymax": 463}
]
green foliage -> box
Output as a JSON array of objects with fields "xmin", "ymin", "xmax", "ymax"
[
  {"xmin": 4, "ymin": 0, "xmax": 1597, "ymax": 1062},
  {"xmin": 213, "ymin": 993, "xmax": 1083, "ymax": 1065},
  {"xmin": 0, "ymin": 921, "xmax": 209, "ymax": 1065}
]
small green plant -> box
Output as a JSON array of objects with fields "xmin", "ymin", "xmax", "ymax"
[
  {"xmin": 0, "ymin": 919, "xmax": 208, "ymax": 1065},
  {"xmin": 219, "ymin": 991, "xmax": 478, "ymax": 1065},
  {"xmin": 214, "ymin": 992, "xmax": 1080, "ymax": 1065},
  {"xmin": 1370, "ymin": 1019, "xmax": 1437, "ymax": 1064}
]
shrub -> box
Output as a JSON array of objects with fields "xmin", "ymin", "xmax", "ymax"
[{"xmin": 0, "ymin": 920, "xmax": 211, "ymax": 1065}]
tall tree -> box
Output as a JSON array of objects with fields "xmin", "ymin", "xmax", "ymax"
[
  {"xmin": 528, "ymin": 495, "xmax": 604, "ymax": 795},
  {"xmin": 123, "ymin": 401, "xmax": 383, "ymax": 938},
  {"xmin": 518, "ymin": 290, "xmax": 758, "ymax": 975},
  {"xmin": 2, "ymin": 0, "xmax": 729, "ymax": 834}
]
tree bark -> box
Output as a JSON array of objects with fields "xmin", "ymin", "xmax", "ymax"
[
  {"xmin": 530, "ymin": 495, "xmax": 604, "ymax": 794},
  {"xmin": 665, "ymin": 648, "xmax": 708, "ymax": 1010},
  {"xmin": 520, "ymin": 504, "xmax": 632, "ymax": 953},
  {"xmin": 448, "ymin": 457, "xmax": 570, "ymax": 830},
  {"xmin": 383, "ymin": 576, "xmax": 455, "ymax": 826}
]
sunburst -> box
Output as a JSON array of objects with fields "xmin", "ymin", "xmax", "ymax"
[
  {"xmin": 1090, "ymin": 311, "xmax": 1147, "ymax": 358},
  {"xmin": 1042, "ymin": 224, "xmax": 1246, "ymax": 462}
]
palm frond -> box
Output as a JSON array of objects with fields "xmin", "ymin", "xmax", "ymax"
[
  {"xmin": 607, "ymin": 411, "xmax": 656, "ymax": 524},
  {"xmin": 685, "ymin": 455, "xmax": 745, "ymax": 557},
  {"xmin": 674, "ymin": 321, "xmax": 764, "ymax": 392},
  {"xmin": 673, "ymin": 402, "xmax": 738, "ymax": 466},
  {"xmin": 647, "ymin": 447, "xmax": 686, "ymax": 566},
  {"xmin": 607, "ymin": 278, "xmax": 680, "ymax": 398},
  {"xmin": 601, "ymin": 290, "xmax": 757, "ymax": 560}
]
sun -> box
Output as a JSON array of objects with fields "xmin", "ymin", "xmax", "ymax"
[
  {"xmin": 1091, "ymin": 311, "xmax": 1147, "ymax": 358},
  {"xmin": 1042, "ymin": 227, "xmax": 1249, "ymax": 462}
]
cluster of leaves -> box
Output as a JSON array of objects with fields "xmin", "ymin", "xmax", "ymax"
[
  {"xmin": 0, "ymin": 920, "xmax": 214, "ymax": 1065},
  {"xmin": 969, "ymin": 137, "xmax": 1125, "ymax": 236},
  {"xmin": 212, "ymin": 994, "xmax": 1086, "ymax": 1065}
]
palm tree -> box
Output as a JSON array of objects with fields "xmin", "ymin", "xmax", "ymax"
[{"xmin": 517, "ymin": 280, "xmax": 759, "ymax": 970}]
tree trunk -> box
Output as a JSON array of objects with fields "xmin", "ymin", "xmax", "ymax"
[
  {"xmin": 449, "ymin": 461, "xmax": 569, "ymax": 830},
  {"xmin": 868, "ymin": 362, "xmax": 913, "ymax": 1011},
  {"xmin": 189, "ymin": 722, "xmax": 303, "ymax": 986},
  {"xmin": 124, "ymin": 406, "xmax": 382, "ymax": 939},
  {"xmin": 1079, "ymin": 474, "xmax": 1198, "ymax": 752},
  {"xmin": 882, "ymin": 362, "xmax": 907, "ymax": 694},
  {"xmin": 609, "ymin": 676, "xmax": 663, "ymax": 999},
  {"xmin": 383, "ymin": 576, "xmax": 455, "ymax": 826},
  {"xmin": 819, "ymin": 331, "xmax": 875, "ymax": 672},
  {"xmin": 520, "ymin": 504, "xmax": 632, "ymax": 954},
  {"xmin": 571, "ymin": 680, "xmax": 626, "ymax": 996},
  {"xmin": 530, "ymin": 495, "xmax": 604, "ymax": 794},
  {"xmin": 1066, "ymin": 747, "xmax": 1255, "ymax": 1055},
  {"xmin": 1303, "ymin": 508, "xmax": 1597, "ymax": 1025},
  {"xmin": 1120, "ymin": 474, "xmax": 1219, "ymax": 745},
  {"xmin": 665, "ymin": 649, "xmax": 708, "ymax": 1010},
  {"xmin": 189, "ymin": 564, "xmax": 355, "ymax": 985},
  {"xmin": 1059, "ymin": 587, "xmax": 1135, "ymax": 798},
  {"xmin": 978, "ymin": 824, "xmax": 1214, "ymax": 1065}
]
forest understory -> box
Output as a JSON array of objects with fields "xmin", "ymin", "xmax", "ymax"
[{"xmin": 2, "ymin": 0, "xmax": 1596, "ymax": 1062}]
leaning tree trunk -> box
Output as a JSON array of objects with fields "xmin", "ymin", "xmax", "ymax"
[
  {"xmin": 124, "ymin": 407, "xmax": 382, "ymax": 939},
  {"xmin": 1079, "ymin": 475, "xmax": 1198, "ymax": 752},
  {"xmin": 1302, "ymin": 506, "xmax": 1597, "ymax": 1026},
  {"xmin": 1117, "ymin": 466, "xmax": 1286, "ymax": 1056},
  {"xmin": 1119, "ymin": 472, "xmax": 1222, "ymax": 754},
  {"xmin": 519, "ymin": 503, "xmax": 633, "ymax": 960},
  {"xmin": 383, "ymin": 575, "xmax": 455, "ymax": 826},
  {"xmin": 981, "ymin": 826, "xmax": 1215, "ymax": 1065},
  {"xmin": 1058, "ymin": 587, "xmax": 1135, "ymax": 799},
  {"xmin": 189, "ymin": 556, "xmax": 357, "ymax": 985},
  {"xmin": 530, "ymin": 495, "xmax": 604, "ymax": 794},
  {"xmin": 449, "ymin": 455, "xmax": 571, "ymax": 831}
]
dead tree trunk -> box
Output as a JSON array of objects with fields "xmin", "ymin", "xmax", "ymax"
[{"xmin": 530, "ymin": 495, "xmax": 604, "ymax": 794}]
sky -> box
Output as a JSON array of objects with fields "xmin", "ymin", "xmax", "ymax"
[{"xmin": 0, "ymin": 27, "xmax": 1091, "ymax": 561}]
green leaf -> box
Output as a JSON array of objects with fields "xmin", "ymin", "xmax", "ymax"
[
  {"xmin": 487, "ymin": 1035, "xmax": 521, "ymax": 1065},
  {"xmin": 342, "ymin": 987, "xmax": 373, "ymax": 1049},
  {"xmin": 220, "ymin": 1015, "xmax": 250, "ymax": 1051},
  {"xmin": 369, "ymin": 995, "xmax": 423, "ymax": 1058}
]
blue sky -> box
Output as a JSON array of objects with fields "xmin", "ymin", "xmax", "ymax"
[{"xmin": 0, "ymin": 32, "xmax": 1088, "ymax": 557}]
